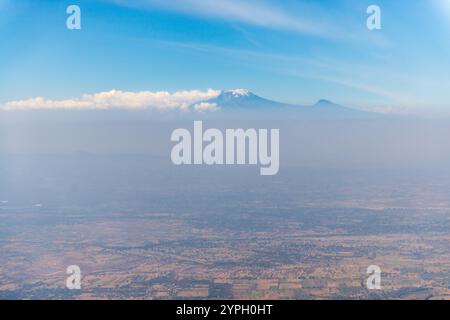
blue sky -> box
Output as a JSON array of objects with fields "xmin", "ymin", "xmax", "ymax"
[{"xmin": 0, "ymin": 0, "xmax": 450, "ymax": 113}]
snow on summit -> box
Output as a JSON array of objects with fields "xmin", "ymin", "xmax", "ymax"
[{"xmin": 227, "ymin": 89, "xmax": 251, "ymax": 97}]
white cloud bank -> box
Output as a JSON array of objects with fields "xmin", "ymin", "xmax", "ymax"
[{"xmin": 1, "ymin": 89, "xmax": 222, "ymax": 112}]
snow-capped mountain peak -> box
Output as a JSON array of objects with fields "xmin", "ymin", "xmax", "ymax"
[{"xmin": 227, "ymin": 89, "xmax": 251, "ymax": 97}]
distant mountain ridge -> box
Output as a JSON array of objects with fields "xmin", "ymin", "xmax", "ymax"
[{"xmin": 204, "ymin": 89, "xmax": 372, "ymax": 118}]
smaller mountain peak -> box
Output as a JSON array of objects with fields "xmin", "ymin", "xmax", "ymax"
[
  {"xmin": 316, "ymin": 99, "xmax": 333, "ymax": 105},
  {"xmin": 226, "ymin": 89, "xmax": 251, "ymax": 97}
]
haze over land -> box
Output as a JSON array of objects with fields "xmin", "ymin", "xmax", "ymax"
[{"xmin": 2, "ymin": 96, "xmax": 450, "ymax": 298}]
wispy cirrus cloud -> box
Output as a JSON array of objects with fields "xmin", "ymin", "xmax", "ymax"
[
  {"xmin": 0, "ymin": 89, "xmax": 221, "ymax": 111},
  {"xmin": 110, "ymin": 0, "xmax": 337, "ymax": 38}
]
